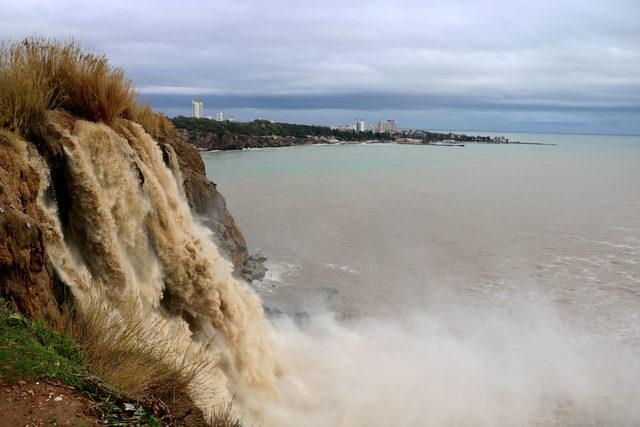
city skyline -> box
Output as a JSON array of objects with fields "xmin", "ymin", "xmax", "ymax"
[{"xmin": 188, "ymin": 100, "xmax": 401, "ymax": 133}]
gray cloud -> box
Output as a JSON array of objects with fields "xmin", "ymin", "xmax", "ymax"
[{"xmin": 1, "ymin": 0, "xmax": 639, "ymax": 133}]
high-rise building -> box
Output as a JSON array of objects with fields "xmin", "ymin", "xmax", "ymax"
[
  {"xmin": 355, "ymin": 119, "xmax": 365, "ymax": 132},
  {"xmin": 216, "ymin": 111, "xmax": 224, "ymax": 122},
  {"xmin": 376, "ymin": 119, "xmax": 399, "ymax": 133},
  {"xmin": 192, "ymin": 100, "xmax": 204, "ymax": 118}
]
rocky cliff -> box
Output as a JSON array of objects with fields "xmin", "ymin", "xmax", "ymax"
[
  {"xmin": 0, "ymin": 130, "xmax": 65, "ymax": 323},
  {"xmin": 177, "ymin": 128, "xmax": 313, "ymax": 150}
]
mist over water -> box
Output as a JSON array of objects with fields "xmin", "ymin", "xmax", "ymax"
[{"xmin": 204, "ymin": 133, "xmax": 640, "ymax": 426}]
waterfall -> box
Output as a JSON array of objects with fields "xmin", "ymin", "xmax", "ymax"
[{"xmin": 29, "ymin": 116, "xmax": 278, "ymax": 419}]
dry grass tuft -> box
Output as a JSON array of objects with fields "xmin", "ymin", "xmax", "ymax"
[
  {"xmin": 63, "ymin": 300, "xmax": 246, "ymax": 425},
  {"xmin": 0, "ymin": 41, "xmax": 54, "ymax": 136},
  {"xmin": 65, "ymin": 300, "xmax": 210, "ymax": 403},
  {"xmin": 128, "ymin": 102, "xmax": 174, "ymax": 138},
  {"xmin": 211, "ymin": 402, "xmax": 244, "ymax": 427},
  {"xmin": 64, "ymin": 299, "xmax": 248, "ymax": 427},
  {"xmin": 61, "ymin": 299, "xmax": 218, "ymax": 426},
  {"xmin": 0, "ymin": 37, "xmax": 172, "ymax": 138}
]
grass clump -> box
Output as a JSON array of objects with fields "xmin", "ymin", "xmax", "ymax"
[
  {"xmin": 128, "ymin": 102, "xmax": 174, "ymax": 140},
  {"xmin": 66, "ymin": 300, "xmax": 211, "ymax": 406},
  {"xmin": 211, "ymin": 403, "xmax": 244, "ymax": 427},
  {"xmin": 0, "ymin": 37, "xmax": 172, "ymax": 138},
  {"xmin": 0, "ymin": 44, "xmax": 53, "ymax": 138},
  {"xmin": 65, "ymin": 300, "xmax": 247, "ymax": 426}
]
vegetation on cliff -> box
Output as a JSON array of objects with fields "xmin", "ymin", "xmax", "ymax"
[
  {"xmin": 1, "ymin": 292, "xmax": 251, "ymax": 425},
  {"xmin": 0, "ymin": 298, "xmax": 167, "ymax": 425},
  {"xmin": 0, "ymin": 37, "xmax": 172, "ymax": 139},
  {"xmin": 0, "ymin": 299, "xmax": 83, "ymax": 386}
]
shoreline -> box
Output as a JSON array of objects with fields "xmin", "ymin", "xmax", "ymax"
[{"xmin": 197, "ymin": 138, "xmax": 558, "ymax": 152}]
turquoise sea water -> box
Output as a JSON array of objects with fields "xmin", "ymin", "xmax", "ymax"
[{"xmin": 204, "ymin": 132, "xmax": 640, "ymax": 178}]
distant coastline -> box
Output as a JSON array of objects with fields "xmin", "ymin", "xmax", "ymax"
[{"xmin": 172, "ymin": 117, "xmax": 557, "ymax": 151}]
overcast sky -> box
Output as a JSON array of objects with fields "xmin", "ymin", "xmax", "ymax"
[{"xmin": 2, "ymin": 0, "xmax": 639, "ymax": 133}]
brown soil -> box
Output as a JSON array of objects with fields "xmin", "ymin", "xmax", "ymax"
[{"xmin": 0, "ymin": 381, "xmax": 98, "ymax": 427}]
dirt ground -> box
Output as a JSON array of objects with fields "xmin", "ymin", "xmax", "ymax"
[{"xmin": 0, "ymin": 381, "xmax": 98, "ymax": 427}]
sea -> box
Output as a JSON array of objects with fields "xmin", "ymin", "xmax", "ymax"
[{"xmin": 202, "ymin": 132, "xmax": 640, "ymax": 426}]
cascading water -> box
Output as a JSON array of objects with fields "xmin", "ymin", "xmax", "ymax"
[{"xmin": 28, "ymin": 116, "xmax": 279, "ymax": 420}]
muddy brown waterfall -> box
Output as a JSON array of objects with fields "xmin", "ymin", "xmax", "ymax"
[{"xmin": 24, "ymin": 112, "xmax": 280, "ymax": 420}]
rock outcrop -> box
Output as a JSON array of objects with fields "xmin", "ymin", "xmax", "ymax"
[
  {"xmin": 0, "ymin": 131, "xmax": 65, "ymax": 323},
  {"xmin": 177, "ymin": 129, "xmax": 312, "ymax": 151}
]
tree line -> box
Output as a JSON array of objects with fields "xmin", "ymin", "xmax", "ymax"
[{"xmin": 171, "ymin": 116, "xmax": 392, "ymax": 141}]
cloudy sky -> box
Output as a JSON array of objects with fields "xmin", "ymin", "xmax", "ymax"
[{"xmin": 2, "ymin": 0, "xmax": 639, "ymax": 133}]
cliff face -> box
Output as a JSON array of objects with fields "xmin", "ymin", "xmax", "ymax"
[
  {"xmin": 0, "ymin": 132, "xmax": 65, "ymax": 323},
  {"xmin": 0, "ymin": 111, "xmax": 263, "ymax": 321},
  {"xmin": 177, "ymin": 128, "xmax": 310, "ymax": 150}
]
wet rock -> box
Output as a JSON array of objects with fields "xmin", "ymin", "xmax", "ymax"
[
  {"xmin": 0, "ymin": 131, "xmax": 64, "ymax": 324},
  {"xmin": 241, "ymin": 253, "xmax": 268, "ymax": 282}
]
